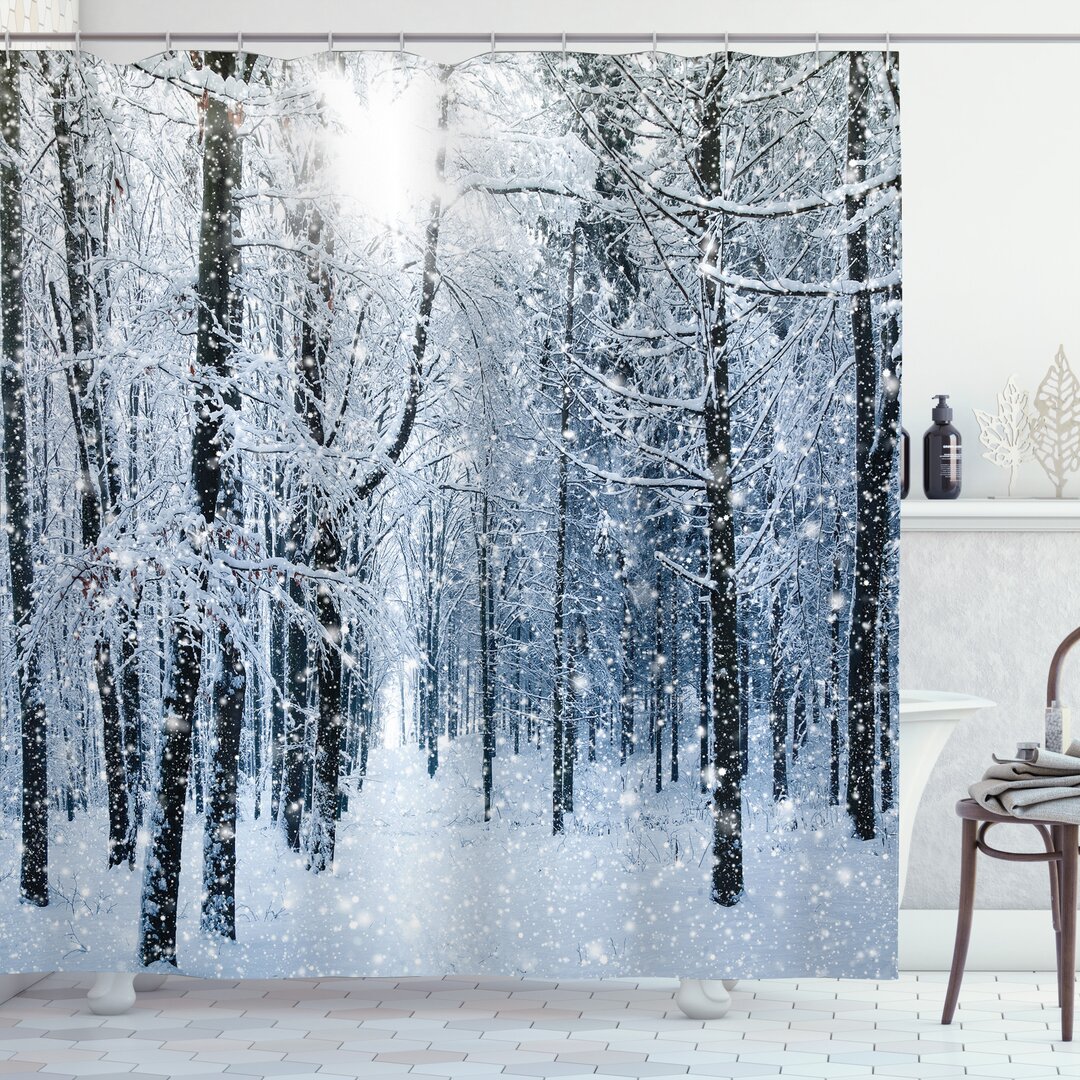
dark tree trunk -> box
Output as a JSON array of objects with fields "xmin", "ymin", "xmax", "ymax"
[
  {"xmin": 878, "ymin": 586, "xmax": 894, "ymax": 814},
  {"xmin": 95, "ymin": 641, "xmax": 131, "ymax": 865},
  {"xmin": 512, "ymin": 621, "xmax": 522, "ymax": 757},
  {"xmin": 564, "ymin": 617, "xmax": 579, "ymax": 812},
  {"xmin": 669, "ymin": 580, "xmax": 679, "ymax": 784},
  {"xmin": 844, "ymin": 52, "xmax": 898, "ymax": 841},
  {"xmin": 698, "ymin": 59, "xmax": 743, "ymax": 906},
  {"xmin": 282, "ymin": 572, "xmax": 308, "ymax": 851},
  {"xmin": 290, "ymin": 173, "xmax": 345, "ymax": 872},
  {"xmin": 50, "ymin": 55, "xmax": 136, "ymax": 869},
  {"xmin": 738, "ymin": 634, "xmax": 750, "ymax": 779},
  {"xmin": 252, "ymin": 661, "xmax": 263, "ymax": 820},
  {"xmin": 477, "ymin": 493, "xmax": 496, "ymax": 821},
  {"xmin": 308, "ymin": 522, "xmax": 343, "ymax": 871},
  {"xmin": 551, "ymin": 229, "xmax": 579, "ymax": 835},
  {"xmin": 358, "ymin": 646, "xmax": 371, "ymax": 782},
  {"xmin": 201, "ymin": 628, "xmax": 245, "ymax": 936},
  {"xmin": 653, "ymin": 564, "xmax": 664, "ymax": 794},
  {"xmin": 619, "ymin": 553, "xmax": 635, "ymax": 765},
  {"xmin": 269, "ymin": 593, "xmax": 286, "ymax": 819},
  {"xmin": 139, "ymin": 52, "xmax": 241, "ymax": 966},
  {"xmin": 461, "ymin": 657, "xmax": 471, "ymax": 740},
  {"xmin": 792, "ymin": 669, "xmax": 809, "ymax": 763},
  {"xmin": 828, "ymin": 543, "xmax": 844, "ymax": 806},
  {"xmin": 423, "ymin": 513, "xmax": 440, "ymax": 778},
  {"xmin": 770, "ymin": 590, "xmax": 788, "ymax": 801},
  {"xmin": 447, "ymin": 638, "xmax": 459, "ymax": 741},
  {"xmin": 698, "ymin": 592, "xmax": 709, "ymax": 794},
  {"xmin": 120, "ymin": 601, "xmax": 143, "ymax": 859},
  {"xmin": 1, "ymin": 55, "xmax": 49, "ymax": 908},
  {"xmin": 586, "ymin": 701, "xmax": 596, "ymax": 763},
  {"xmin": 199, "ymin": 51, "xmax": 249, "ymax": 932},
  {"xmin": 123, "ymin": 381, "xmax": 146, "ymax": 839}
]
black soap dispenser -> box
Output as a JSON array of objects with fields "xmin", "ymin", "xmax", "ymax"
[
  {"xmin": 900, "ymin": 427, "xmax": 910, "ymax": 499},
  {"xmin": 923, "ymin": 395, "xmax": 962, "ymax": 500}
]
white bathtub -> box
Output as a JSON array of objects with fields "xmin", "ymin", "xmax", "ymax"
[{"xmin": 898, "ymin": 689, "xmax": 995, "ymax": 901}]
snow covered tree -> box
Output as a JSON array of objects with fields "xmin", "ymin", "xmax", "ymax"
[
  {"xmin": 1, "ymin": 54, "xmax": 48, "ymax": 907},
  {"xmin": 139, "ymin": 50, "xmax": 248, "ymax": 963},
  {"xmin": 844, "ymin": 51, "xmax": 901, "ymax": 842}
]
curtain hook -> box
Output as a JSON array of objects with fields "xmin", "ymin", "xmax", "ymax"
[
  {"xmin": 490, "ymin": 31, "xmax": 496, "ymax": 62},
  {"xmin": 561, "ymin": 31, "xmax": 567, "ymax": 53},
  {"xmin": 885, "ymin": 31, "xmax": 891, "ymax": 68},
  {"xmin": 399, "ymin": 30, "xmax": 405, "ymax": 62},
  {"xmin": 652, "ymin": 31, "xmax": 657, "ymax": 56},
  {"xmin": 327, "ymin": 30, "xmax": 334, "ymax": 54},
  {"xmin": 237, "ymin": 31, "xmax": 243, "ymax": 56},
  {"xmin": 724, "ymin": 30, "xmax": 729, "ymax": 64},
  {"xmin": 4, "ymin": 30, "xmax": 9, "ymax": 67},
  {"xmin": 75, "ymin": 29, "xmax": 81, "ymax": 63},
  {"xmin": 814, "ymin": 31, "xmax": 820, "ymax": 65},
  {"xmin": 165, "ymin": 30, "xmax": 172, "ymax": 55}
]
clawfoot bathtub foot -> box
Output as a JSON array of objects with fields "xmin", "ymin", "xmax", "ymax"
[
  {"xmin": 675, "ymin": 978, "xmax": 732, "ymax": 1019},
  {"xmin": 87, "ymin": 973, "xmax": 136, "ymax": 1015}
]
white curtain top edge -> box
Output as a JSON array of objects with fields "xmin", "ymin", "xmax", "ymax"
[{"xmin": 12, "ymin": 43, "xmax": 851, "ymax": 65}]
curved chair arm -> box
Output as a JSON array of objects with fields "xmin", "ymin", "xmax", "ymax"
[{"xmin": 1046, "ymin": 625, "xmax": 1080, "ymax": 707}]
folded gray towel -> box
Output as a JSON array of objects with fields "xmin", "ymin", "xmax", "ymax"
[{"xmin": 969, "ymin": 739, "xmax": 1080, "ymax": 823}]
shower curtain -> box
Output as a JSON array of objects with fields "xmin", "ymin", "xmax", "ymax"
[{"xmin": 0, "ymin": 46, "xmax": 901, "ymax": 978}]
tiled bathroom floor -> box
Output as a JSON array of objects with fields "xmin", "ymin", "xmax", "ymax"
[{"xmin": 0, "ymin": 971, "xmax": 1075, "ymax": 1079}]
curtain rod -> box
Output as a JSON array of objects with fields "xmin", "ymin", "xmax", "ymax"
[{"xmin": 4, "ymin": 31, "xmax": 1080, "ymax": 48}]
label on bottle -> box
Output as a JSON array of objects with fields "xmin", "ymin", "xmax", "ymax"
[
  {"xmin": 1045, "ymin": 706, "xmax": 1072, "ymax": 754},
  {"xmin": 941, "ymin": 444, "xmax": 961, "ymax": 484}
]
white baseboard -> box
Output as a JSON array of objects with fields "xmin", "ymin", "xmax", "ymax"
[
  {"xmin": 900, "ymin": 909, "xmax": 1076, "ymax": 970},
  {"xmin": 0, "ymin": 973, "xmax": 46, "ymax": 1003}
]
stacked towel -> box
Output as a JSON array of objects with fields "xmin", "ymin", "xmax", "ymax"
[{"xmin": 969, "ymin": 740, "xmax": 1080, "ymax": 823}]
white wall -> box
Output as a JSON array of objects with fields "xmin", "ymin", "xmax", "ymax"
[
  {"xmin": 75, "ymin": 0, "xmax": 1080, "ymax": 913},
  {"xmin": 900, "ymin": 530, "xmax": 1080, "ymax": 910}
]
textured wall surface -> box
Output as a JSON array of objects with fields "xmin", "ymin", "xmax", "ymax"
[
  {"xmin": 900, "ymin": 530, "xmax": 1080, "ymax": 909},
  {"xmin": 2, "ymin": 2, "xmax": 76, "ymax": 31}
]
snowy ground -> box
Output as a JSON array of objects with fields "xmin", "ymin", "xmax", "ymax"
[{"xmin": 0, "ymin": 727, "xmax": 897, "ymax": 980}]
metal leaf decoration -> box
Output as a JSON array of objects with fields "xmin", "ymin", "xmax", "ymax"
[
  {"xmin": 1032, "ymin": 345, "xmax": 1080, "ymax": 497},
  {"xmin": 974, "ymin": 377, "xmax": 1039, "ymax": 496}
]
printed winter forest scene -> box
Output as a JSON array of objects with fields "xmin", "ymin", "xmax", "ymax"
[{"xmin": 0, "ymin": 46, "xmax": 901, "ymax": 978}]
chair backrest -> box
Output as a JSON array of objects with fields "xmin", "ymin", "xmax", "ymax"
[{"xmin": 1046, "ymin": 626, "xmax": 1080, "ymax": 706}]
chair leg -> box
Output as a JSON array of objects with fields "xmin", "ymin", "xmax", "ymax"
[
  {"xmin": 1059, "ymin": 824, "xmax": 1077, "ymax": 1043},
  {"xmin": 1050, "ymin": 825, "xmax": 1064, "ymax": 1007},
  {"xmin": 942, "ymin": 818, "xmax": 978, "ymax": 1025}
]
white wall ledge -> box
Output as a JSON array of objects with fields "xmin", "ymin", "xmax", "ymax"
[{"xmin": 902, "ymin": 498, "xmax": 1080, "ymax": 531}]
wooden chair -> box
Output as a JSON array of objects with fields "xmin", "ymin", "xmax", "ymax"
[
  {"xmin": 942, "ymin": 800, "xmax": 1077, "ymax": 1041},
  {"xmin": 943, "ymin": 624, "xmax": 1080, "ymax": 1042}
]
